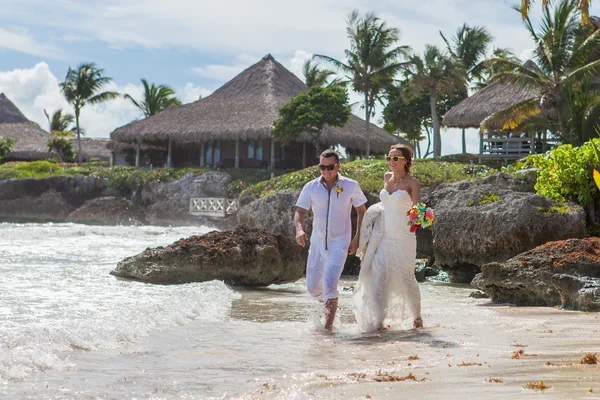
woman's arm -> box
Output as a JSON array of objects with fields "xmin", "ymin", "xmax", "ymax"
[{"xmin": 410, "ymin": 178, "xmax": 421, "ymax": 205}]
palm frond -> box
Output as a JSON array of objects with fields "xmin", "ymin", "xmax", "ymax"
[{"xmin": 480, "ymin": 97, "xmax": 541, "ymax": 132}]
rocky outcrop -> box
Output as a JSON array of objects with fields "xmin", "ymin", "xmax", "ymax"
[
  {"xmin": 140, "ymin": 172, "xmax": 232, "ymax": 226},
  {"xmin": 110, "ymin": 226, "xmax": 304, "ymax": 286},
  {"xmin": 237, "ymin": 190, "xmax": 311, "ymax": 238},
  {"xmin": 0, "ymin": 176, "xmax": 109, "ymax": 222},
  {"xmin": 66, "ymin": 197, "xmax": 145, "ymax": 225},
  {"xmin": 425, "ymin": 172, "xmax": 587, "ymax": 283},
  {"xmin": 472, "ymin": 238, "xmax": 600, "ymax": 311}
]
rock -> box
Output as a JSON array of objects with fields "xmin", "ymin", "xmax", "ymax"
[
  {"xmin": 469, "ymin": 291, "xmax": 489, "ymax": 299},
  {"xmin": 237, "ymin": 190, "xmax": 310, "ymax": 238},
  {"xmin": 0, "ymin": 176, "xmax": 109, "ymax": 222},
  {"xmin": 66, "ymin": 197, "xmax": 145, "ymax": 225},
  {"xmin": 472, "ymin": 238, "xmax": 600, "ymax": 311},
  {"xmin": 110, "ymin": 226, "xmax": 305, "ymax": 286},
  {"xmin": 0, "ymin": 189, "xmax": 74, "ymax": 222},
  {"xmin": 140, "ymin": 172, "xmax": 232, "ymax": 225},
  {"xmin": 426, "ymin": 173, "xmax": 587, "ymax": 283}
]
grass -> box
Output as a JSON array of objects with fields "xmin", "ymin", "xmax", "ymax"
[{"xmin": 241, "ymin": 158, "xmax": 496, "ymax": 198}]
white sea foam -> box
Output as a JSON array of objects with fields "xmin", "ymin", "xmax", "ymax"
[{"xmin": 0, "ymin": 222, "xmax": 237, "ymax": 382}]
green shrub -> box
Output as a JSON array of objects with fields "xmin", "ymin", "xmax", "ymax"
[
  {"xmin": 526, "ymin": 140, "xmax": 600, "ymax": 207},
  {"xmin": 48, "ymin": 137, "xmax": 75, "ymax": 162}
]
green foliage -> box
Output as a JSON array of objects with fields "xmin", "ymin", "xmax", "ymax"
[
  {"xmin": 0, "ymin": 137, "xmax": 15, "ymax": 161},
  {"xmin": 124, "ymin": 78, "xmax": 182, "ymax": 117},
  {"xmin": 0, "ymin": 160, "xmax": 61, "ymax": 179},
  {"xmin": 47, "ymin": 137, "xmax": 75, "ymax": 162},
  {"xmin": 479, "ymin": 192, "xmax": 502, "ymax": 205},
  {"xmin": 537, "ymin": 204, "xmax": 571, "ymax": 215},
  {"xmin": 526, "ymin": 140, "xmax": 600, "ymax": 206},
  {"xmin": 241, "ymin": 158, "xmax": 497, "ymax": 198},
  {"xmin": 271, "ymin": 86, "xmax": 351, "ymax": 150}
]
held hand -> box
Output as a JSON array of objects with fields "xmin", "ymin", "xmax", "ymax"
[
  {"xmin": 348, "ymin": 237, "xmax": 359, "ymax": 255},
  {"xmin": 296, "ymin": 230, "xmax": 308, "ymax": 247}
]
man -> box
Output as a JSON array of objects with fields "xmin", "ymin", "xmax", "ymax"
[{"xmin": 294, "ymin": 149, "xmax": 367, "ymax": 331}]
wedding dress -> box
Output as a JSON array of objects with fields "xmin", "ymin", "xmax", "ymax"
[{"xmin": 354, "ymin": 189, "xmax": 421, "ymax": 332}]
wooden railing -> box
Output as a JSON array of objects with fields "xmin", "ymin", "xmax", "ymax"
[
  {"xmin": 479, "ymin": 137, "xmax": 556, "ymax": 162},
  {"xmin": 189, "ymin": 198, "xmax": 239, "ymax": 218}
]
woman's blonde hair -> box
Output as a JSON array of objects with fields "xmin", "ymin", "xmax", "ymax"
[{"xmin": 390, "ymin": 144, "xmax": 414, "ymax": 174}]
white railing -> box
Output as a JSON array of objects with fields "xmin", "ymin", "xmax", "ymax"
[{"xmin": 189, "ymin": 198, "xmax": 239, "ymax": 218}]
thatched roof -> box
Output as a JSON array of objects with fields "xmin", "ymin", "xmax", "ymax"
[
  {"xmin": 111, "ymin": 54, "xmax": 406, "ymax": 153},
  {"xmin": 0, "ymin": 93, "xmax": 53, "ymax": 161},
  {"xmin": 442, "ymin": 61, "xmax": 540, "ymax": 130},
  {"xmin": 69, "ymin": 137, "xmax": 111, "ymax": 161}
]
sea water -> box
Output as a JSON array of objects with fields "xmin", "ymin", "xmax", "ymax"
[{"xmin": 0, "ymin": 222, "xmax": 599, "ymax": 399}]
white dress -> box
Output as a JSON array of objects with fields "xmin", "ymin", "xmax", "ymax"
[{"xmin": 353, "ymin": 189, "xmax": 421, "ymax": 332}]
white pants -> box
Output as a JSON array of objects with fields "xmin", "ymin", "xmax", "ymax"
[{"xmin": 306, "ymin": 238, "xmax": 348, "ymax": 301}]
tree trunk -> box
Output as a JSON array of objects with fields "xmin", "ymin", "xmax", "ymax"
[
  {"xmin": 365, "ymin": 93, "xmax": 371, "ymax": 157},
  {"xmin": 430, "ymin": 93, "xmax": 441, "ymax": 158},
  {"xmin": 462, "ymin": 128, "xmax": 466, "ymax": 154},
  {"xmin": 75, "ymin": 108, "xmax": 82, "ymax": 164},
  {"xmin": 423, "ymin": 126, "xmax": 433, "ymax": 158}
]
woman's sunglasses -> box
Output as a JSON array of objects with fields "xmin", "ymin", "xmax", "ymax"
[
  {"xmin": 386, "ymin": 156, "xmax": 405, "ymax": 162},
  {"xmin": 318, "ymin": 163, "xmax": 338, "ymax": 171}
]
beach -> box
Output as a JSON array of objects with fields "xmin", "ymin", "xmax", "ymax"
[{"xmin": 1, "ymin": 222, "xmax": 599, "ymax": 399}]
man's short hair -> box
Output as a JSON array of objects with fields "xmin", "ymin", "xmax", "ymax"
[{"xmin": 320, "ymin": 149, "xmax": 340, "ymax": 163}]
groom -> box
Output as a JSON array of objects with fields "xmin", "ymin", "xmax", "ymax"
[{"xmin": 294, "ymin": 149, "xmax": 367, "ymax": 330}]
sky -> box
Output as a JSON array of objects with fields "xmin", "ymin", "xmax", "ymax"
[{"xmin": 1, "ymin": 0, "xmax": 598, "ymax": 156}]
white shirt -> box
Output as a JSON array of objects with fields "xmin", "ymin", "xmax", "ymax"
[{"xmin": 296, "ymin": 173, "xmax": 367, "ymax": 250}]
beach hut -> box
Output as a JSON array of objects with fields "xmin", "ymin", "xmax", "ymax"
[
  {"xmin": 442, "ymin": 61, "xmax": 549, "ymax": 162},
  {"xmin": 110, "ymin": 54, "xmax": 406, "ymax": 169},
  {"xmin": 0, "ymin": 93, "xmax": 53, "ymax": 161}
]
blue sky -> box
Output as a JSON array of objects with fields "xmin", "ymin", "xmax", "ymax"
[{"xmin": 0, "ymin": 0, "xmax": 597, "ymax": 155}]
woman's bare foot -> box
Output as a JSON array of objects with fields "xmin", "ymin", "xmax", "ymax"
[
  {"xmin": 413, "ymin": 316, "xmax": 423, "ymax": 329},
  {"xmin": 377, "ymin": 324, "xmax": 391, "ymax": 331}
]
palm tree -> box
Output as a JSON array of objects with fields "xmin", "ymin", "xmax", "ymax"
[
  {"xmin": 124, "ymin": 79, "xmax": 182, "ymax": 118},
  {"xmin": 43, "ymin": 109, "xmax": 75, "ymax": 134},
  {"xmin": 314, "ymin": 10, "xmax": 410, "ymax": 156},
  {"xmin": 520, "ymin": 0, "xmax": 593, "ymax": 24},
  {"xmin": 405, "ymin": 45, "xmax": 465, "ymax": 158},
  {"xmin": 60, "ymin": 62, "xmax": 119, "ymax": 163},
  {"xmin": 302, "ymin": 60, "xmax": 336, "ymax": 88},
  {"xmin": 484, "ymin": 0, "xmax": 600, "ymax": 145},
  {"xmin": 441, "ymin": 24, "xmax": 493, "ymax": 153}
]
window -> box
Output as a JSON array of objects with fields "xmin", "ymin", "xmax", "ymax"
[
  {"xmin": 206, "ymin": 141, "xmax": 213, "ymax": 166},
  {"xmin": 248, "ymin": 140, "xmax": 255, "ymax": 159},
  {"xmin": 214, "ymin": 140, "xmax": 221, "ymax": 165},
  {"xmin": 256, "ymin": 140, "xmax": 263, "ymax": 160}
]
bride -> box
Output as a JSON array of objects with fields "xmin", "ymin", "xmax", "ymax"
[{"xmin": 354, "ymin": 144, "xmax": 423, "ymax": 332}]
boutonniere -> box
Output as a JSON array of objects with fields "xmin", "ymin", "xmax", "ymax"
[{"xmin": 335, "ymin": 185, "xmax": 343, "ymax": 198}]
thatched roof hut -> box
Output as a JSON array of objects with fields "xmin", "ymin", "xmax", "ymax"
[
  {"xmin": 111, "ymin": 54, "xmax": 405, "ymax": 155},
  {"xmin": 442, "ymin": 82, "xmax": 539, "ymax": 130},
  {"xmin": 443, "ymin": 60, "xmax": 540, "ymax": 130},
  {"xmin": 0, "ymin": 93, "xmax": 53, "ymax": 161}
]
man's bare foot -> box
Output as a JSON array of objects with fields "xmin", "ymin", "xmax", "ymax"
[
  {"xmin": 413, "ymin": 316, "xmax": 423, "ymax": 329},
  {"xmin": 324, "ymin": 297, "xmax": 338, "ymax": 331}
]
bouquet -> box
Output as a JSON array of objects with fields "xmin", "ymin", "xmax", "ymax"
[{"xmin": 406, "ymin": 203, "xmax": 435, "ymax": 232}]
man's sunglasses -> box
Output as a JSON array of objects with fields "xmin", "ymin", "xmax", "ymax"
[
  {"xmin": 386, "ymin": 156, "xmax": 405, "ymax": 162},
  {"xmin": 318, "ymin": 163, "xmax": 338, "ymax": 171}
]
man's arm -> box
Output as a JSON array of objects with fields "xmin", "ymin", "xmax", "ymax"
[
  {"xmin": 348, "ymin": 204, "xmax": 367, "ymax": 254},
  {"xmin": 294, "ymin": 207, "xmax": 309, "ymax": 247}
]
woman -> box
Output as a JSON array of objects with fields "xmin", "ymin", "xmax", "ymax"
[{"xmin": 354, "ymin": 144, "xmax": 423, "ymax": 332}]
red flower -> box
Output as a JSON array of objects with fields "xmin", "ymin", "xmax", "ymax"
[{"xmin": 409, "ymin": 224, "xmax": 420, "ymax": 232}]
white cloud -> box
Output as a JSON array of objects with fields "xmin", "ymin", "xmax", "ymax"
[
  {"xmin": 180, "ymin": 83, "xmax": 212, "ymax": 103},
  {"xmin": 0, "ymin": 26, "xmax": 67, "ymax": 59}
]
